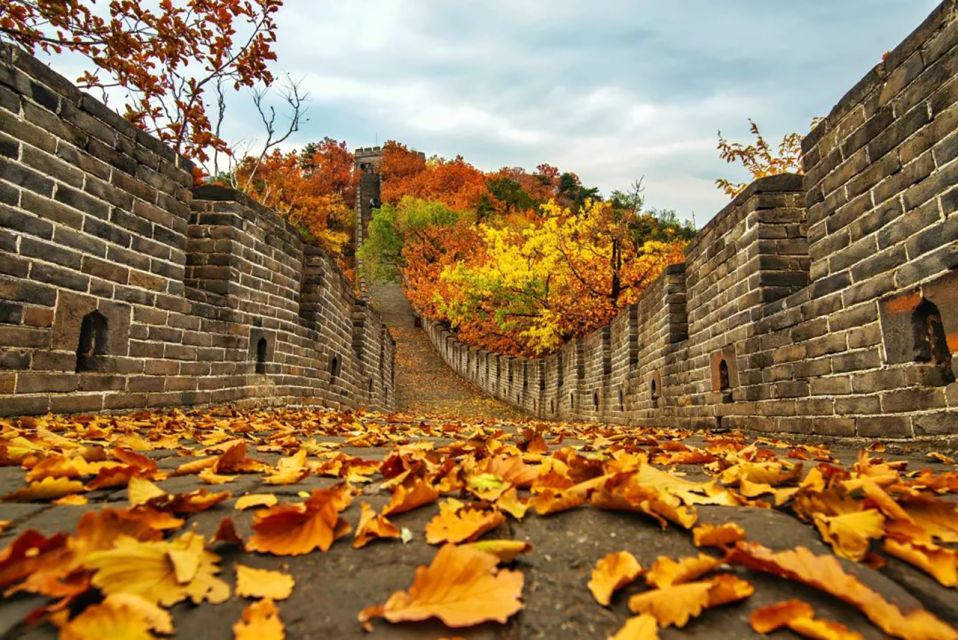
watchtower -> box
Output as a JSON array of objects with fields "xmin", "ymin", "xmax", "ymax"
[{"xmin": 354, "ymin": 146, "xmax": 383, "ymax": 255}]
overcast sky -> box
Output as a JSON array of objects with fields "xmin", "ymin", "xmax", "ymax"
[{"xmin": 56, "ymin": 1, "xmax": 943, "ymax": 225}]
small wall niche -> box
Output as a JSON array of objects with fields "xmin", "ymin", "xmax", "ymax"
[
  {"xmin": 879, "ymin": 272, "xmax": 958, "ymax": 385},
  {"xmin": 255, "ymin": 337, "xmax": 268, "ymax": 374},
  {"xmin": 249, "ymin": 328, "xmax": 274, "ymax": 375},
  {"xmin": 329, "ymin": 353, "xmax": 342, "ymax": 380},
  {"xmin": 75, "ymin": 310, "xmax": 108, "ymax": 373},
  {"xmin": 710, "ymin": 346, "xmax": 738, "ymax": 399}
]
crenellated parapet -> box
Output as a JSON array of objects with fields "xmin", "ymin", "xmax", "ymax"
[
  {"xmin": 0, "ymin": 44, "xmax": 395, "ymax": 416},
  {"xmin": 423, "ymin": 0, "xmax": 958, "ymax": 444}
]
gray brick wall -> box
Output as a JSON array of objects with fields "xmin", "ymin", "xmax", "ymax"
[
  {"xmin": 0, "ymin": 44, "xmax": 395, "ymax": 416},
  {"xmin": 420, "ymin": 0, "xmax": 958, "ymax": 439}
]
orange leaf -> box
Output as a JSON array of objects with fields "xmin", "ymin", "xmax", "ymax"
[
  {"xmin": 425, "ymin": 508, "xmax": 505, "ymax": 544},
  {"xmin": 728, "ymin": 542, "xmax": 954, "ymax": 640},
  {"xmin": 692, "ymin": 523, "xmax": 746, "ymax": 548},
  {"xmin": 246, "ymin": 485, "xmax": 353, "ymax": 556},
  {"xmin": 382, "ymin": 477, "xmax": 440, "ymax": 516},
  {"xmin": 353, "ymin": 502, "xmax": 401, "ymax": 549},
  {"xmin": 627, "ymin": 575, "xmax": 753, "ymax": 628},
  {"xmin": 883, "ymin": 538, "xmax": 957, "ymax": 588},
  {"xmin": 611, "ymin": 614, "xmax": 659, "ymax": 640},
  {"xmin": 645, "ymin": 553, "xmax": 722, "ymax": 589},
  {"xmin": 234, "ymin": 598, "xmax": 285, "ymax": 640},
  {"xmin": 359, "ymin": 544, "xmax": 523, "ymax": 629},
  {"xmin": 750, "ymin": 599, "xmax": 863, "ymax": 640},
  {"xmin": 235, "ymin": 494, "xmax": 279, "ymax": 511},
  {"xmin": 235, "ymin": 564, "xmax": 294, "ymax": 600},
  {"xmin": 588, "ymin": 551, "xmax": 642, "ymax": 606}
]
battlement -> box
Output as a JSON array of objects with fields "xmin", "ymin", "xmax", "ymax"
[
  {"xmin": 422, "ymin": 0, "xmax": 958, "ymax": 439},
  {"xmin": 0, "ymin": 44, "xmax": 395, "ymax": 416}
]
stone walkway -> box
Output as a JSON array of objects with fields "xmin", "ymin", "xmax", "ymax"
[{"xmin": 369, "ymin": 283, "xmax": 524, "ymax": 421}]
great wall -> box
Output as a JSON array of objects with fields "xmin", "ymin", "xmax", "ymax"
[
  {"xmin": 1, "ymin": 2, "xmax": 958, "ymax": 441},
  {"xmin": 0, "ymin": 43, "xmax": 395, "ymax": 417},
  {"xmin": 397, "ymin": 2, "xmax": 958, "ymax": 439}
]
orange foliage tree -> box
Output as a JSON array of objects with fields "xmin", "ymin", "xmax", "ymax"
[
  {"xmin": 1, "ymin": 0, "xmax": 283, "ymax": 163},
  {"xmin": 234, "ymin": 138, "xmax": 356, "ymax": 272}
]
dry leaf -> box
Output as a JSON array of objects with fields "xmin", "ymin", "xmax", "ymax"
[
  {"xmin": 247, "ymin": 485, "xmax": 353, "ymax": 556},
  {"xmin": 728, "ymin": 542, "xmax": 954, "ymax": 640},
  {"xmin": 588, "ymin": 551, "xmax": 642, "ymax": 606},
  {"xmin": 382, "ymin": 478, "xmax": 440, "ymax": 516},
  {"xmin": 4, "ymin": 477, "xmax": 86, "ymax": 502},
  {"xmin": 235, "ymin": 564, "xmax": 294, "ymax": 600},
  {"xmin": 353, "ymin": 502, "xmax": 401, "ymax": 549},
  {"xmin": 692, "ymin": 523, "xmax": 746, "ymax": 548},
  {"xmin": 628, "ymin": 575, "xmax": 753, "ymax": 628},
  {"xmin": 58, "ymin": 593, "xmax": 173, "ymax": 640},
  {"xmin": 883, "ymin": 538, "xmax": 957, "ymax": 588},
  {"xmin": 611, "ymin": 614, "xmax": 660, "ymax": 640},
  {"xmin": 750, "ymin": 599, "xmax": 863, "ymax": 640},
  {"xmin": 813, "ymin": 509, "xmax": 884, "ymax": 562},
  {"xmin": 646, "ymin": 553, "xmax": 722, "ymax": 589},
  {"xmin": 359, "ymin": 544, "xmax": 523, "ymax": 629},
  {"xmin": 465, "ymin": 540, "xmax": 532, "ymax": 564},
  {"xmin": 234, "ymin": 598, "xmax": 285, "ymax": 640},
  {"xmin": 425, "ymin": 508, "xmax": 505, "ymax": 544},
  {"xmin": 84, "ymin": 532, "xmax": 229, "ymax": 606},
  {"xmin": 235, "ymin": 494, "xmax": 279, "ymax": 511}
]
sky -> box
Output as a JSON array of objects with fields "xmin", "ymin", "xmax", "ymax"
[{"xmin": 36, "ymin": 0, "xmax": 943, "ymax": 225}]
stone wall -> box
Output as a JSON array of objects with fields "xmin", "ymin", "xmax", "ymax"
[
  {"xmin": 0, "ymin": 44, "xmax": 395, "ymax": 416},
  {"xmin": 424, "ymin": 0, "xmax": 958, "ymax": 438}
]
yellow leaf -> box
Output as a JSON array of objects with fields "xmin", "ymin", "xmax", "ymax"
[
  {"xmin": 813, "ymin": 509, "xmax": 884, "ymax": 561},
  {"xmin": 84, "ymin": 532, "xmax": 229, "ymax": 606},
  {"xmin": 4, "ymin": 477, "xmax": 86, "ymax": 502},
  {"xmin": 464, "ymin": 540, "xmax": 532, "ymax": 564},
  {"xmin": 235, "ymin": 564, "xmax": 295, "ymax": 600},
  {"xmin": 628, "ymin": 575, "xmax": 753, "ymax": 629},
  {"xmin": 646, "ymin": 554, "xmax": 722, "ymax": 589},
  {"xmin": 692, "ymin": 523, "xmax": 746, "ymax": 548},
  {"xmin": 588, "ymin": 551, "xmax": 642, "ymax": 606},
  {"xmin": 611, "ymin": 614, "xmax": 660, "ymax": 640},
  {"xmin": 883, "ymin": 538, "xmax": 957, "ymax": 588},
  {"xmin": 58, "ymin": 594, "xmax": 170, "ymax": 640},
  {"xmin": 425, "ymin": 508, "xmax": 505, "ymax": 544},
  {"xmin": 234, "ymin": 598, "xmax": 285, "ymax": 640},
  {"xmin": 128, "ymin": 476, "xmax": 167, "ymax": 507},
  {"xmin": 382, "ymin": 478, "xmax": 440, "ymax": 516},
  {"xmin": 359, "ymin": 544, "xmax": 523, "ymax": 629},
  {"xmin": 235, "ymin": 494, "xmax": 279, "ymax": 511}
]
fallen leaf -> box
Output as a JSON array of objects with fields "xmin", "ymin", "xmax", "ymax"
[
  {"xmin": 84, "ymin": 532, "xmax": 229, "ymax": 606},
  {"xmin": 588, "ymin": 551, "xmax": 642, "ymax": 606},
  {"xmin": 425, "ymin": 508, "xmax": 505, "ymax": 544},
  {"xmin": 692, "ymin": 523, "xmax": 746, "ymax": 548},
  {"xmin": 353, "ymin": 502, "xmax": 401, "ymax": 549},
  {"xmin": 728, "ymin": 542, "xmax": 954, "ymax": 640},
  {"xmin": 359, "ymin": 544, "xmax": 523, "ymax": 629},
  {"xmin": 247, "ymin": 485, "xmax": 353, "ymax": 556},
  {"xmin": 58, "ymin": 593, "xmax": 173, "ymax": 640},
  {"xmin": 235, "ymin": 564, "xmax": 295, "ymax": 600},
  {"xmin": 4, "ymin": 477, "xmax": 86, "ymax": 502},
  {"xmin": 465, "ymin": 540, "xmax": 532, "ymax": 564},
  {"xmin": 883, "ymin": 538, "xmax": 957, "ymax": 588},
  {"xmin": 646, "ymin": 554, "xmax": 722, "ymax": 589},
  {"xmin": 235, "ymin": 494, "xmax": 279, "ymax": 511},
  {"xmin": 234, "ymin": 598, "xmax": 285, "ymax": 640},
  {"xmin": 128, "ymin": 476, "xmax": 167, "ymax": 506},
  {"xmin": 628, "ymin": 574, "xmax": 753, "ymax": 628},
  {"xmin": 750, "ymin": 599, "xmax": 863, "ymax": 640},
  {"xmin": 813, "ymin": 509, "xmax": 884, "ymax": 561},
  {"xmin": 382, "ymin": 477, "xmax": 440, "ymax": 516},
  {"xmin": 611, "ymin": 614, "xmax": 660, "ymax": 640}
]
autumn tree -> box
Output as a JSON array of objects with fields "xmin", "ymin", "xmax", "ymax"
[
  {"xmin": 234, "ymin": 138, "xmax": 356, "ymax": 270},
  {"xmin": 439, "ymin": 200, "xmax": 686, "ymax": 355},
  {"xmin": 1, "ymin": 0, "xmax": 283, "ymax": 162},
  {"xmin": 716, "ymin": 119, "xmax": 803, "ymax": 198}
]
